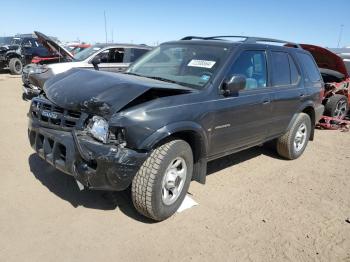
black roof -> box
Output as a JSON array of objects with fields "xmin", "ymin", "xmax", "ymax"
[{"xmin": 174, "ymin": 35, "xmax": 301, "ymax": 49}]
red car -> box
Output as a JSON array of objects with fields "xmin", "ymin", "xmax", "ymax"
[{"xmin": 301, "ymin": 44, "xmax": 349, "ymax": 120}]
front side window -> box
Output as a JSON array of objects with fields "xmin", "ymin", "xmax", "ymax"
[
  {"xmin": 229, "ymin": 50, "xmax": 267, "ymax": 90},
  {"xmin": 95, "ymin": 48, "xmax": 125, "ymax": 63},
  {"xmin": 297, "ymin": 53, "xmax": 321, "ymax": 82},
  {"xmin": 127, "ymin": 44, "xmax": 231, "ymax": 89}
]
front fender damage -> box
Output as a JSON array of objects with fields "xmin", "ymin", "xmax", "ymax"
[{"xmin": 73, "ymin": 131, "xmax": 148, "ymax": 190}]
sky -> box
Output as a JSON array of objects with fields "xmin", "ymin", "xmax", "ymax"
[{"xmin": 2, "ymin": 0, "xmax": 350, "ymax": 48}]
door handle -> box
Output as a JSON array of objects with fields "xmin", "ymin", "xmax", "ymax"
[
  {"xmin": 262, "ymin": 100, "xmax": 270, "ymax": 105},
  {"xmin": 300, "ymin": 93, "xmax": 305, "ymax": 97}
]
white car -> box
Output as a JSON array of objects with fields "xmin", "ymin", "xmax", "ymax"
[{"xmin": 22, "ymin": 35, "xmax": 152, "ymax": 99}]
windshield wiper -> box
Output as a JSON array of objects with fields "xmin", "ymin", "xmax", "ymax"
[
  {"xmin": 143, "ymin": 76, "xmax": 179, "ymax": 84},
  {"xmin": 124, "ymin": 73, "xmax": 193, "ymax": 88},
  {"xmin": 124, "ymin": 72, "xmax": 143, "ymax": 77}
]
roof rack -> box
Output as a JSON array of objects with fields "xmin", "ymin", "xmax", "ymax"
[{"xmin": 180, "ymin": 35, "xmax": 301, "ymax": 48}]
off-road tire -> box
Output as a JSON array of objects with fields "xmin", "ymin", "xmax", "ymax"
[
  {"xmin": 324, "ymin": 94, "xmax": 349, "ymax": 119},
  {"xmin": 277, "ymin": 113, "xmax": 311, "ymax": 160},
  {"xmin": 9, "ymin": 58, "xmax": 23, "ymax": 75},
  {"xmin": 132, "ymin": 139, "xmax": 193, "ymax": 221}
]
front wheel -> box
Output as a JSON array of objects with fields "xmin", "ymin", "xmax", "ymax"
[
  {"xmin": 132, "ymin": 139, "xmax": 193, "ymax": 221},
  {"xmin": 9, "ymin": 58, "xmax": 23, "ymax": 75},
  {"xmin": 277, "ymin": 113, "xmax": 311, "ymax": 160}
]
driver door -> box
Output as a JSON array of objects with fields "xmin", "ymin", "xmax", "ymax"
[{"xmin": 209, "ymin": 49, "xmax": 273, "ymax": 157}]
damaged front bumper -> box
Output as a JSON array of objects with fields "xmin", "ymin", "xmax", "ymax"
[
  {"xmin": 22, "ymin": 84, "xmax": 41, "ymax": 100},
  {"xmin": 28, "ymin": 118, "xmax": 148, "ymax": 191}
]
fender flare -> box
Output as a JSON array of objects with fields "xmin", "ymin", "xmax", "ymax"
[
  {"xmin": 286, "ymin": 101, "xmax": 316, "ymax": 140},
  {"xmin": 140, "ymin": 121, "xmax": 208, "ymax": 151},
  {"xmin": 139, "ymin": 121, "xmax": 209, "ymax": 184},
  {"xmin": 5, "ymin": 51, "xmax": 23, "ymax": 61}
]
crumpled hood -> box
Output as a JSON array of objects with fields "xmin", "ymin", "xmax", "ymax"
[{"xmin": 44, "ymin": 68, "xmax": 193, "ymax": 116}]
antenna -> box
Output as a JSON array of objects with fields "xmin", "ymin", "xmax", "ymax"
[
  {"xmin": 104, "ymin": 11, "xmax": 107, "ymax": 44},
  {"xmin": 337, "ymin": 24, "xmax": 344, "ymax": 48}
]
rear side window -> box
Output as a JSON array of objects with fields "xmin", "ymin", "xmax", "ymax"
[
  {"xmin": 289, "ymin": 55, "xmax": 300, "ymax": 84},
  {"xmin": 129, "ymin": 48, "xmax": 149, "ymax": 62},
  {"xmin": 297, "ymin": 53, "xmax": 321, "ymax": 82},
  {"xmin": 271, "ymin": 51, "xmax": 290, "ymax": 86}
]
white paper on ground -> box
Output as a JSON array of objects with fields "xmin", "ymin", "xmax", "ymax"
[{"xmin": 177, "ymin": 194, "xmax": 198, "ymax": 213}]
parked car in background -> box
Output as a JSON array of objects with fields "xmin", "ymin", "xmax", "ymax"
[
  {"xmin": 0, "ymin": 33, "xmax": 54, "ymax": 74},
  {"xmin": 301, "ymin": 44, "xmax": 349, "ymax": 119},
  {"xmin": 29, "ymin": 31, "xmax": 74, "ymax": 65},
  {"xmin": 22, "ymin": 43, "xmax": 152, "ymax": 99},
  {"xmin": 27, "ymin": 36, "xmax": 324, "ymax": 221}
]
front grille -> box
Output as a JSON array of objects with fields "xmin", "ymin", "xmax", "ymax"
[
  {"xmin": 31, "ymin": 98, "xmax": 82, "ymax": 130},
  {"xmin": 29, "ymin": 129, "xmax": 68, "ymax": 173}
]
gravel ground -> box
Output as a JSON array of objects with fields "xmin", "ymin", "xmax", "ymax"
[{"xmin": 0, "ymin": 74, "xmax": 349, "ymax": 262}]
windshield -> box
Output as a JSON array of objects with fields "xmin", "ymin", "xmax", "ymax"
[
  {"xmin": 127, "ymin": 43, "xmax": 230, "ymax": 89},
  {"xmin": 10, "ymin": 38, "xmax": 21, "ymax": 45},
  {"xmin": 73, "ymin": 46, "xmax": 102, "ymax": 61}
]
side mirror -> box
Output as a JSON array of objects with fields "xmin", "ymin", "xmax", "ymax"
[
  {"xmin": 222, "ymin": 75, "xmax": 246, "ymax": 96},
  {"xmin": 91, "ymin": 57, "xmax": 101, "ymax": 71}
]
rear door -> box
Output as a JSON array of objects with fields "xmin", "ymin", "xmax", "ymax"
[
  {"xmin": 267, "ymin": 49, "xmax": 305, "ymax": 137},
  {"xmin": 209, "ymin": 49, "xmax": 273, "ymax": 157}
]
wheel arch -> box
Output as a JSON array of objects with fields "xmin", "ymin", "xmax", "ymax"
[
  {"xmin": 287, "ymin": 102, "xmax": 316, "ymax": 141},
  {"xmin": 139, "ymin": 121, "xmax": 209, "ymax": 184},
  {"xmin": 5, "ymin": 52, "xmax": 22, "ymax": 60}
]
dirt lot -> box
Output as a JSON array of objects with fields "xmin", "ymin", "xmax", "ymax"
[{"xmin": 0, "ymin": 74, "xmax": 349, "ymax": 262}]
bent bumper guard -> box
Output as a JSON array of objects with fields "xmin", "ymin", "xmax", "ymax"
[{"xmin": 28, "ymin": 120, "xmax": 148, "ymax": 191}]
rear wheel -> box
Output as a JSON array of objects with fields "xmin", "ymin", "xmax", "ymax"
[
  {"xmin": 9, "ymin": 58, "xmax": 23, "ymax": 75},
  {"xmin": 277, "ymin": 113, "xmax": 311, "ymax": 160},
  {"xmin": 131, "ymin": 139, "xmax": 193, "ymax": 221},
  {"xmin": 324, "ymin": 94, "xmax": 349, "ymax": 119}
]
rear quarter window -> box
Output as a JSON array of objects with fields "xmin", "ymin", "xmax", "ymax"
[
  {"xmin": 296, "ymin": 53, "xmax": 321, "ymax": 82},
  {"xmin": 271, "ymin": 51, "xmax": 290, "ymax": 86}
]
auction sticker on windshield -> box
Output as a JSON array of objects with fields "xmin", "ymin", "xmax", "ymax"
[{"xmin": 188, "ymin": 60, "xmax": 216, "ymax": 68}]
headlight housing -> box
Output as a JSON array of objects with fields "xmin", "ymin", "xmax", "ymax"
[
  {"xmin": 23, "ymin": 65, "xmax": 48, "ymax": 74},
  {"xmin": 87, "ymin": 116, "xmax": 109, "ymax": 143}
]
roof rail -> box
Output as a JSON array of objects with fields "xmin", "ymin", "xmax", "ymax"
[{"xmin": 180, "ymin": 35, "xmax": 301, "ymax": 48}]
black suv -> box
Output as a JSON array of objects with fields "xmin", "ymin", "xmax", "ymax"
[
  {"xmin": 27, "ymin": 36, "xmax": 324, "ymax": 221},
  {"xmin": 0, "ymin": 34, "xmax": 51, "ymax": 74}
]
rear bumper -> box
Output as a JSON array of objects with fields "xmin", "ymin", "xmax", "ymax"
[
  {"xmin": 314, "ymin": 104, "xmax": 325, "ymax": 122},
  {"xmin": 28, "ymin": 118, "xmax": 148, "ymax": 191}
]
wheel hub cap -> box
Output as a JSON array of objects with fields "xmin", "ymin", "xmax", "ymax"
[
  {"xmin": 294, "ymin": 123, "xmax": 307, "ymax": 152},
  {"xmin": 161, "ymin": 157, "xmax": 187, "ymax": 205},
  {"xmin": 334, "ymin": 100, "xmax": 348, "ymax": 119}
]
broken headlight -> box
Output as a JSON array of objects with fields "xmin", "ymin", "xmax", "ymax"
[
  {"xmin": 87, "ymin": 116, "xmax": 109, "ymax": 143},
  {"xmin": 23, "ymin": 65, "xmax": 48, "ymax": 74}
]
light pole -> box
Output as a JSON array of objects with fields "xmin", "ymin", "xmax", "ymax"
[
  {"xmin": 337, "ymin": 24, "xmax": 344, "ymax": 48},
  {"xmin": 104, "ymin": 11, "xmax": 107, "ymax": 44}
]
